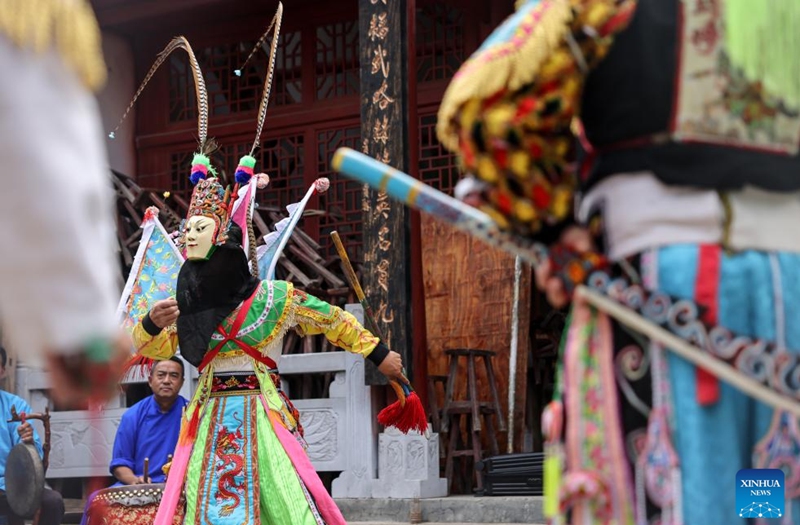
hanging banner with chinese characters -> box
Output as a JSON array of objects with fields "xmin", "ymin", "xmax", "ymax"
[{"xmin": 359, "ymin": 0, "xmax": 413, "ymax": 385}]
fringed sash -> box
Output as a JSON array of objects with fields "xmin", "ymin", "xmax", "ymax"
[{"xmin": 559, "ymin": 295, "xmax": 635, "ymax": 525}]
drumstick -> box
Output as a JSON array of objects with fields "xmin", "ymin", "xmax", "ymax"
[
  {"xmin": 164, "ymin": 454, "xmax": 173, "ymax": 481},
  {"xmin": 143, "ymin": 457, "xmax": 149, "ymax": 484}
]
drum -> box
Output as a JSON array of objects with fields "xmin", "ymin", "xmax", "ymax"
[{"xmin": 84, "ymin": 484, "xmax": 185, "ymax": 525}]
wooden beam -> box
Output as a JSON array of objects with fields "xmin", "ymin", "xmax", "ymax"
[
  {"xmin": 93, "ymin": 0, "xmax": 230, "ymax": 29},
  {"xmin": 358, "ymin": 0, "xmax": 413, "ymax": 385},
  {"xmin": 134, "ymin": 98, "xmax": 360, "ymax": 151}
]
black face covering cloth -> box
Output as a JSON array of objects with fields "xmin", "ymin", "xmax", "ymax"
[{"xmin": 176, "ymin": 224, "xmax": 260, "ymax": 367}]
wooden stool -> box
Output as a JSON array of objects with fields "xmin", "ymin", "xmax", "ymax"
[
  {"xmin": 441, "ymin": 349, "xmax": 506, "ymax": 493},
  {"xmin": 427, "ymin": 374, "xmax": 449, "ymax": 462},
  {"xmin": 426, "ymin": 374, "xmax": 448, "ymax": 434}
]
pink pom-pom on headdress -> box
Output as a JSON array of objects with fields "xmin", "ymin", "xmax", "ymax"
[
  {"xmin": 314, "ymin": 177, "xmax": 330, "ymax": 193},
  {"xmin": 255, "ymin": 173, "xmax": 270, "ymax": 189}
]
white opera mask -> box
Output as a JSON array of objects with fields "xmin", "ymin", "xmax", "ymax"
[{"xmin": 184, "ymin": 215, "xmax": 217, "ymax": 260}]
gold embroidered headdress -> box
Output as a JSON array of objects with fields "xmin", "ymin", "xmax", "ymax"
[{"xmin": 184, "ymin": 177, "xmax": 232, "ymax": 246}]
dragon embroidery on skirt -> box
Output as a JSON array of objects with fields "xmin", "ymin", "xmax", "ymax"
[{"xmin": 215, "ymin": 413, "xmax": 246, "ymax": 517}]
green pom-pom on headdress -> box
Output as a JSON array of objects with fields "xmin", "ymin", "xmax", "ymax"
[
  {"xmin": 190, "ymin": 153, "xmax": 217, "ymax": 185},
  {"xmin": 235, "ymin": 154, "xmax": 258, "ymax": 184}
]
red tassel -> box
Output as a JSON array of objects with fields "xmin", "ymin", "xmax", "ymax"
[
  {"xmin": 121, "ymin": 353, "xmax": 156, "ymax": 381},
  {"xmin": 378, "ymin": 392, "xmax": 428, "ymax": 435},
  {"xmin": 377, "ymin": 399, "xmax": 404, "ymax": 427},
  {"xmin": 179, "ymin": 405, "xmax": 201, "ymax": 445}
]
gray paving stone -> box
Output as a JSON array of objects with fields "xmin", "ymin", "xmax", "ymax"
[{"xmin": 335, "ymin": 495, "xmax": 544, "ymax": 523}]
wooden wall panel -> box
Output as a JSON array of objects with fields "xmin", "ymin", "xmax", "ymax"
[{"xmin": 422, "ymin": 215, "xmax": 530, "ymax": 453}]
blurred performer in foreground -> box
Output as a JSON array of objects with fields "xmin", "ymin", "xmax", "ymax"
[
  {"xmin": 0, "ymin": 0, "xmax": 127, "ymax": 406},
  {"xmin": 436, "ymin": 1, "xmax": 800, "ymax": 524}
]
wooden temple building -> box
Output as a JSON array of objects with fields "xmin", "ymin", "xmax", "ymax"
[
  {"xmin": 3, "ymin": 0, "xmax": 562, "ymax": 498},
  {"xmin": 101, "ymin": 0, "xmax": 560, "ymax": 459}
]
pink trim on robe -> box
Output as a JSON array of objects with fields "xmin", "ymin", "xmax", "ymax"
[
  {"xmin": 153, "ymin": 441, "xmax": 192, "ymax": 525},
  {"xmin": 262, "ymin": 396, "xmax": 348, "ymax": 525},
  {"xmin": 154, "ymin": 393, "xmax": 348, "ymax": 525}
]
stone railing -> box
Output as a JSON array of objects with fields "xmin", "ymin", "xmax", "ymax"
[
  {"xmin": 279, "ymin": 351, "xmax": 378, "ymax": 498},
  {"xmin": 13, "ymin": 361, "xmax": 198, "ymax": 479}
]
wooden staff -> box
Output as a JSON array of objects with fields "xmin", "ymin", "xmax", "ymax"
[
  {"xmin": 330, "ymin": 231, "xmax": 384, "ymax": 339},
  {"xmin": 330, "ymin": 231, "xmax": 410, "ymax": 403},
  {"xmin": 576, "ymin": 286, "xmax": 800, "ymax": 418}
]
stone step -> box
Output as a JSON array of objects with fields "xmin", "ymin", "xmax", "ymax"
[
  {"xmin": 63, "ymin": 495, "xmax": 545, "ymax": 524},
  {"xmin": 336, "ymin": 495, "xmax": 544, "ymax": 524}
]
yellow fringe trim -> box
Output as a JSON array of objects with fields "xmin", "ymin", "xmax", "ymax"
[
  {"xmin": 0, "ymin": 0, "xmax": 106, "ymax": 91},
  {"xmin": 436, "ymin": 0, "xmax": 573, "ymax": 151}
]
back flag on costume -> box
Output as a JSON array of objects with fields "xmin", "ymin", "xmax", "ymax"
[
  {"xmin": 230, "ymin": 181, "xmax": 257, "ymax": 256},
  {"xmin": 116, "ymin": 207, "xmax": 184, "ymax": 333},
  {"xmin": 257, "ymin": 178, "xmax": 329, "ymax": 280}
]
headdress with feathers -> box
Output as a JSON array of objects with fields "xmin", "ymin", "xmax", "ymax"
[
  {"xmin": 110, "ymin": 36, "xmax": 258, "ymax": 367},
  {"xmin": 229, "ymin": 2, "xmax": 284, "ymax": 276},
  {"xmin": 109, "ymin": 36, "xmax": 233, "ymax": 252}
]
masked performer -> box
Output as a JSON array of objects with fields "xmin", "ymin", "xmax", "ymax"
[
  {"xmin": 114, "ymin": 14, "xmax": 404, "ymax": 525},
  {"xmin": 0, "ymin": 0, "xmax": 128, "ymax": 406},
  {"xmin": 436, "ymin": 1, "xmax": 800, "ymax": 524},
  {"xmin": 129, "ymin": 167, "xmax": 403, "ymax": 525}
]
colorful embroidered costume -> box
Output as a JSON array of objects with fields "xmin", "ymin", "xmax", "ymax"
[
  {"xmin": 437, "ymin": 1, "xmax": 800, "ymax": 524},
  {"xmin": 135, "ymin": 277, "xmax": 387, "ymax": 525},
  {"xmin": 109, "ymin": 12, "xmax": 397, "ymax": 522}
]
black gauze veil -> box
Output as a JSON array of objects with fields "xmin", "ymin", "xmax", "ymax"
[{"xmin": 176, "ymin": 223, "xmax": 260, "ymax": 367}]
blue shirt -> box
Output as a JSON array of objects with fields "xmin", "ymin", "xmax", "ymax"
[
  {"xmin": 0, "ymin": 391, "xmax": 43, "ymax": 491},
  {"xmin": 110, "ymin": 395, "xmax": 187, "ymax": 484}
]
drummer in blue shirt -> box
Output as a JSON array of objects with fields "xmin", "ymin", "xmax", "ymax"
[
  {"xmin": 0, "ymin": 345, "xmax": 64, "ymax": 525},
  {"xmin": 110, "ymin": 356, "xmax": 188, "ymax": 485}
]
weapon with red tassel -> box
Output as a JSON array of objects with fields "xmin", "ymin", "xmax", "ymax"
[
  {"xmin": 330, "ymin": 231, "xmax": 429, "ymax": 436},
  {"xmin": 331, "ymin": 147, "xmax": 800, "ymax": 414}
]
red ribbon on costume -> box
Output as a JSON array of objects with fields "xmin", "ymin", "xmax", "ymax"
[
  {"xmin": 198, "ymin": 288, "xmax": 277, "ymax": 372},
  {"xmin": 694, "ymin": 245, "xmax": 721, "ymax": 405}
]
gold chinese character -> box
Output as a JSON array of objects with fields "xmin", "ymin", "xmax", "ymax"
[
  {"xmin": 375, "ymin": 300, "xmax": 394, "ymax": 326},
  {"xmin": 371, "ymin": 45, "xmax": 389, "ymax": 77},
  {"xmin": 378, "ymin": 225, "xmax": 392, "ymax": 251},
  {"xmin": 362, "ymin": 183, "xmax": 372, "ymax": 212},
  {"xmin": 373, "ymin": 80, "xmax": 395, "ymax": 110},
  {"xmin": 374, "ymin": 192, "xmax": 390, "ymax": 219},
  {"xmin": 377, "ymin": 259, "xmax": 390, "ymax": 292},
  {"xmin": 373, "ymin": 115, "xmax": 389, "ymax": 145},
  {"xmin": 368, "ymin": 13, "xmax": 389, "ymax": 41},
  {"xmin": 378, "ymin": 148, "xmax": 391, "ymax": 164},
  {"xmin": 381, "ymin": 305, "xmax": 395, "ymax": 324}
]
